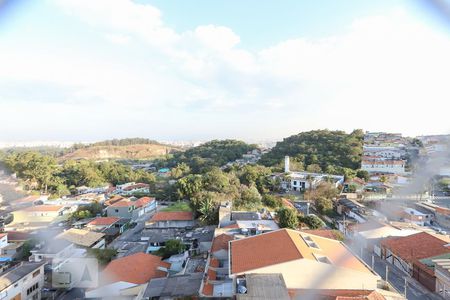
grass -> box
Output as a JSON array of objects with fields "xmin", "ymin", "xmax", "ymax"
[{"xmin": 161, "ymin": 201, "xmax": 192, "ymax": 212}]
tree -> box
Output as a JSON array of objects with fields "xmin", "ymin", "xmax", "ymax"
[
  {"xmin": 262, "ymin": 194, "xmax": 282, "ymax": 208},
  {"xmin": 306, "ymin": 164, "xmax": 322, "ymax": 173},
  {"xmin": 196, "ymin": 192, "xmax": 219, "ymax": 225},
  {"xmin": 235, "ymin": 185, "xmax": 262, "ymax": 210},
  {"xmin": 356, "ymin": 170, "xmax": 369, "ymax": 182},
  {"xmin": 277, "ymin": 207, "xmax": 299, "ymax": 229},
  {"xmin": 315, "ymin": 197, "xmax": 333, "ymax": 215},
  {"xmin": 176, "ymin": 174, "xmax": 204, "ymax": 199},
  {"xmin": 155, "ymin": 239, "xmax": 185, "ymax": 259},
  {"xmin": 299, "ymin": 215, "xmax": 324, "ymax": 229},
  {"xmin": 88, "ymin": 248, "xmax": 117, "ymax": 266},
  {"xmin": 170, "ymin": 162, "xmax": 191, "ymax": 179}
]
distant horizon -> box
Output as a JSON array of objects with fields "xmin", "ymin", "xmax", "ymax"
[{"xmin": 1, "ymin": 129, "xmax": 449, "ymax": 149}]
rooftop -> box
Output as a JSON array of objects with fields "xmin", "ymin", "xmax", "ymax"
[
  {"xmin": 143, "ymin": 273, "xmax": 202, "ymax": 298},
  {"xmin": 0, "ymin": 262, "xmax": 45, "ymax": 291},
  {"xmin": 211, "ymin": 233, "xmax": 234, "ymax": 253},
  {"xmin": 103, "ymin": 252, "xmax": 170, "ymax": 284},
  {"xmin": 236, "ymin": 273, "xmax": 290, "ymax": 300},
  {"xmin": 150, "ymin": 211, "xmax": 193, "ymax": 222},
  {"xmin": 381, "ymin": 232, "xmax": 450, "ymax": 263},
  {"xmin": 110, "ymin": 199, "xmax": 134, "ymax": 208},
  {"xmin": 230, "ymin": 229, "xmax": 372, "ymax": 275},
  {"xmin": 87, "ymin": 217, "xmax": 121, "ymax": 226},
  {"xmin": 56, "ymin": 228, "xmax": 105, "ymax": 247},
  {"xmin": 22, "ymin": 205, "xmax": 64, "ymax": 212}
]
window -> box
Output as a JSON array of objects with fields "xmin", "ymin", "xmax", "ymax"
[
  {"xmin": 301, "ymin": 235, "xmax": 320, "ymax": 249},
  {"xmin": 26, "ymin": 282, "xmax": 39, "ymax": 296},
  {"xmin": 115, "ymin": 209, "xmax": 119, "ymax": 213},
  {"xmin": 32, "ymin": 269, "xmax": 40, "ymax": 278}
]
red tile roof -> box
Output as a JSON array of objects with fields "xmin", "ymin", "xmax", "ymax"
[
  {"xmin": 290, "ymin": 289, "xmax": 386, "ymax": 300},
  {"xmin": 381, "ymin": 232, "xmax": 450, "ymax": 263},
  {"xmin": 222, "ymin": 222, "xmax": 239, "ymax": 229},
  {"xmin": 301, "ymin": 229, "xmax": 342, "ymax": 241},
  {"xmin": 110, "ymin": 200, "xmax": 134, "ymax": 208},
  {"xmin": 134, "ymin": 197, "xmax": 155, "ymax": 208},
  {"xmin": 0, "ymin": 233, "xmax": 6, "ymax": 239},
  {"xmin": 207, "ymin": 268, "xmax": 216, "ymax": 280},
  {"xmin": 103, "ymin": 253, "xmax": 170, "ymax": 284},
  {"xmin": 5, "ymin": 231, "xmax": 30, "ymax": 241},
  {"xmin": 87, "ymin": 217, "xmax": 120, "ymax": 226},
  {"xmin": 209, "ymin": 257, "xmax": 220, "ymax": 268},
  {"xmin": 202, "ymin": 282, "xmax": 213, "ymax": 296},
  {"xmin": 23, "ymin": 205, "xmax": 64, "ymax": 212},
  {"xmin": 150, "ymin": 211, "xmax": 193, "ymax": 222},
  {"xmin": 211, "ymin": 233, "xmax": 233, "ymax": 253}
]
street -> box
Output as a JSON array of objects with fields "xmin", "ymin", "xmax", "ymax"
[{"xmin": 358, "ymin": 248, "xmax": 444, "ymax": 300}]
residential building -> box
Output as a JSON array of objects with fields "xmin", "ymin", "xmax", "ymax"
[
  {"xmin": 9, "ymin": 205, "xmax": 66, "ymax": 230},
  {"xmin": 131, "ymin": 197, "xmax": 157, "ymax": 219},
  {"xmin": 361, "ymin": 160, "xmax": 406, "ymax": 175},
  {"xmin": 401, "ymin": 207, "xmax": 431, "ymax": 226},
  {"xmin": 434, "ymin": 259, "xmax": 450, "ymax": 299},
  {"xmin": 85, "ymin": 252, "xmax": 170, "ymax": 298},
  {"xmin": 146, "ymin": 211, "xmax": 194, "ymax": 228},
  {"xmin": 229, "ymin": 229, "xmax": 381, "ymax": 290},
  {"xmin": 29, "ymin": 239, "xmax": 81, "ymax": 263},
  {"xmin": 56, "ymin": 228, "xmax": 106, "ymax": 249},
  {"xmin": 0, "ymin": 262, "xmax": 45, "ymax": 300},
  {"xmin": 86, "ymin": 217, "xmax": 121, "ymax": 232},
  {"xmin": 236, "ymin": 273, "xmax": 290, "ymax": 300},
  {"xmin": 115, "ymin": 182, "xmax": 150, "ymax": 196},
  {"xmin": 140, "ymin": 273, "xmax": 203, "ymax": 300},
  {"xmin": 106, "ymin": 199, "xmax": 135, "ymax": 219},
  {"xmin": 380, "ymin": 232, "xmax": 450, "ymax": 291}
]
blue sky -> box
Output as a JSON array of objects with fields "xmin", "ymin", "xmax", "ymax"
[{"xmin": 0, "ymin": 0, "xmax": 449, "ymax": 142}]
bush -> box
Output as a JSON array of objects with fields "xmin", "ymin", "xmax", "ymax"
[
  {"xmin": 277, "ymin": 207, "xmax": 299, "ymax": 229},
  {"xmin": 262, "ymin": 194, "xmax": 282, "ymax": 208}
]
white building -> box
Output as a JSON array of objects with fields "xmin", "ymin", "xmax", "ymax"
[
  {"xmin": 361, "ymin": 160, "xmax": 406, "ymax": 175},
  {"xmin": 0, "ymin": 262, "xmax": 45, "ymax": 300},
  {"xmin": 281, "ymin": 156, "xmax": 344, "ymax": 192},
  {"xmin": 363, "ymin": 146, "xmax": 404, "ymax": 160}
]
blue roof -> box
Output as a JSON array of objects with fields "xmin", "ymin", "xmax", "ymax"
[{"xmin": 158, "ymin": 168, "xmax": 170, "ymax": 173}]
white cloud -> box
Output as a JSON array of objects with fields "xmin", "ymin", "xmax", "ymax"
[{"xmin": 1, "ymin": 1, "xmax": 449, "ymax": 141}]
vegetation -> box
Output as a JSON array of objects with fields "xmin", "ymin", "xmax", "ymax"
[
  {"xmin": 356, "ymin": 170, "xmax": 369, "ymax": 182},
  {"xmin": 88, "ymin": 248, "xmax": 117, "ymax": 266},
  {"xmin": 277, "ymin": 207, "xmax": 299, "ymax": 229},
  {"xmin": 161, "ymin": 201, "xmax": 192, "ymax": 212},
  {"xmin": 260, "ymin": 129, "xmax": 364, "ymax": 172},
  {"xmin": 71, "ymin": 202, "xmax": 103, "ymax": 220},
  {"xmin": 299, "ymin": 214, "xmax": 325, "ymax": 229},
  {"xmin": 168, "ymin": 140, "xmax": 257, "ymax": 173},
  {"xmin": 2, "ymin": 151, "xmax": 155, "ymax": 196},
  {"xmin": 155, "ymin": 239, "xmax": 186, "ymax": 259}
]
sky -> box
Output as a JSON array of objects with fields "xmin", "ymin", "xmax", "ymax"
[{"xmin": 0, "ymin": 0, "xmax": 450, "ymax": 143}]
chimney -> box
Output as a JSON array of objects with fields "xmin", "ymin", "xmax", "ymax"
[{"xmin": 284, "ymin": 156, "xmax": 290, "ymax": 173}]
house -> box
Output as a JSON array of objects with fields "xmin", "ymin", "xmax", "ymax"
[
  {"xmin": 433, "ymin": 259, "xmax": 450, "ymax": 299},
  {"xmin": 401, "ymin": 207, "xmax": 431, "ymax": 226},
  {"xmin": 9, "ymin": 205, "xmax": 66, "ymax": 229},
  {"xmin": 381, "ymin": 232, "xmax": 450, "ymax": 291},
  {"xmin": 236, "ymin": 273, "xmax": 290, "ymax": 300},
  {"xmin": 29, "ymin": 238, "xmax": 81, "ymax": 263},
  {"xmin": 0, "ymin": 262, "xmax": 45, "ymax": 300},
  {"xmin": 146, "ymin": 211, "xmax": 194, "ymax": 228},
  {"xmin": 141, "ymin": 273, "xmax": 203, "ymax": 299},
  {"xmin": 200, "ymin": 233, "xmax": 235, "ymax": 297},
  {"xmin": 115, "ymin": 182, "xmax": 150, "ymax": 196},
  {"xmin": 132, "ymin": 196, "xmax": 157, "ymax": 219},
  {"xmin": 229, "ymin": 229, "xmax": 381, "ymax": 291},
  {"xmin": 106, "ymin": 199, "xmax": 135, "ymax": 219},
  {"xmin": 86, "ymin": 216, "xmax": 121, "ymax": 232},
  {"xmin": 235, "ymin": 220, "xmax": 279, "ymax": 235},
  {"xmin": 85, "ymin": 252, "xmax": 170, "ymax": 298},
  {"xmin": 0, "ymin": 233, "xmax": 24, "ymax": 262},
  {"xmin": 361, "ymin": 160, "xmax": 406, "ymax": 175},
  {"xmin": 56, "ymin": 228, "xmax": 106, "ymax": 249}
]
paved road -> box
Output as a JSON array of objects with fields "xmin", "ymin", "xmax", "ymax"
[
  {"xmin": 108, "ymin": 209, "xmax": 156, "ymax": 249},
  {"xmin": 358, "ymin": 248, "xmax": 443, "ymax": 300}
]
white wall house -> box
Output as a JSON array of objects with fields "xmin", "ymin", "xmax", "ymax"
[
  {"xmin": 361, "ymin": 160, "xmax": 406, "ymax": 175},
  {"xmin": 0, "ymin": 262, "xmax": 45, "ymax": 300},
  {"xmin": 363, "ymin": 146, "xmax": 404, "ymax": 159}
]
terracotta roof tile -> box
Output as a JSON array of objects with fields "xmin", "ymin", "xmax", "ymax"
[
  {"xmin": 23, "ymin": 205, "xmax": 64, "ymax": 212},
  {"xmin": 87, "ymin": 217, "xmax": 120, "ymax": 226},
  {"xmin": 150, "ymin": 211, "xmax": 193, "ymax": 222},
  {"xmin": 211, "ymin": 233, "xmax": 233, "ymax": 253},
  {"xmin": 230, "ymin": 229, "xmax": 372, "ymax": 275},
  {"xmin": 103, "ymin": 253, "xmax": 170, "ymax": 284},
  {"xmin": 110, "ymin": 200, "xmax": 134, "ymax": 208},
  {"xmin": 381, "ymin": 232, "xmax": 450, "ymax": 263},
  {"xmin": 202, "ymin": 282, "xmax": 213, "ymax": 296},
  {"xmin": 134, "ymin": 196, "xmax": 155, "ymax": 208}
]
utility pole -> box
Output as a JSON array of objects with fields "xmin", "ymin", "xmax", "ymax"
[
  {"xmin": 372, "ymin": 254, "xmax": 375, "ymax": 270},
  {"xmin": 404, "ymin": 277, "xmax": 407, "ymax": 297},
  {"xmin": 385, "ymin": 265, "xmax": 389, "ymax": 282}
]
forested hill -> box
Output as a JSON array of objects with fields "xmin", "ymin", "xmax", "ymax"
[
  {"xmin": 260, "ymin": 129, "xmax": 364, "ymax": 172},
  {"xmin": 168, "ymin": 140, "xmax": 257, "ymax": 173}
]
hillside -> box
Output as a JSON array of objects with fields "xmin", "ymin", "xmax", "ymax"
[
  {"xmin": 260, "ymin": 129, "xmax": 364, "ymax": 171},
  {"xmin": 61, "ymin": 143, "xmax": 181, "ymax": 161}
]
